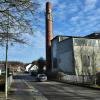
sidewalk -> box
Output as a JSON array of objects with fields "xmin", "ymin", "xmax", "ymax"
[
  {"xmin": 0, "ymin": 92, "xmax": 5, "ymax": 100},
  {"xmin": 7, "ymin": 79, "xmax": 35, "ymax": 100},
  {"xmin": 0, "ymin": 73, "xmax": 48, "ymax": 100}
]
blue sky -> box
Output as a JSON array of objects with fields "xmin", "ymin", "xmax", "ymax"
[{"xmin": 0, "ymin": 0, "xmax": 100, "ymax": 63}]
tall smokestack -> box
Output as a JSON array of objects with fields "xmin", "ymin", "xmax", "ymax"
[{"xmin": 46, "ymin": 2, "xmax": 53, "ymax": 72}]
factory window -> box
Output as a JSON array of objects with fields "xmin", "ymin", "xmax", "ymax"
[
  {"xmin": 74, "ymin": 39, "xmax": 87, "ymax": 46},
  {"xmin": 95, "ymin": 40, "xmax": 99, "ymax": 46},
  {"xmin": 87, "ymin": 40, "xmax": 91, "ymax": 46},
  {"xmin": 91, "ymin": 40, "xmax": 97, "ymax": 46},
  {"xmin": 82, "ymin": 55, "xmax": 90, "ymax": 67}
]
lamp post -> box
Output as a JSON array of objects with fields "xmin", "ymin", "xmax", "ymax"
[
  {"xmin": 5, "ymin": 34, "xmax": 8, "ymax": 99},
  {"xmin": 5, "ymin": 3, "xmax": 16, "ymax": 98},
  {"xmin": 5, "ymin": 9, "xmax": 9, "ymax": 100}
]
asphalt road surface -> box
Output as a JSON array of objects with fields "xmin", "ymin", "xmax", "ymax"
[{"xmin": 11, "ymin": 73, "xmax": 100, "ymax": 100}]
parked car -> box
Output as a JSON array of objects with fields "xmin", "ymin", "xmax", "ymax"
[
  {"xmin": 30, "ymin": 71, "xmax": 38, "ymax": 76},
  {"xmin": 36, "ymin": 74, "xmax": 47, "ymax": 82}
]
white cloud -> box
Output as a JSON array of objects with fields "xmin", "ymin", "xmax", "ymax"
[
  {"xmin": 70, "ymin": 16, "xmax": 80, "ymax": 22},
  {"xmin": 84, "ymin": 0, "xmax": 97, "ymax": 11},
  {"xmin": 53, "ymin": 2, "xmax": 79, "ymax": 22},
  {"xmin": 1, "ymin": 0, "xmax": 100, "ymax": 63},
  {"xmin": 33, "ymin": 30, "xmax": 45, "ymax": 48}
]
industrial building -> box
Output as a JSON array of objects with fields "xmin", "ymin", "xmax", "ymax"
[
  {"xmin": 51, "ymin": 34, "xmax": 100, "ymax": 84},
  {"xmin": 45, "ymin": 1, "xmax": 100, "ymax": 85}
]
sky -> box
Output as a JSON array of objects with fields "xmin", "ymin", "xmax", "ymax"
[{"xmin": 0, "ymin": 0, "xmax": 100, "ymax": 63}]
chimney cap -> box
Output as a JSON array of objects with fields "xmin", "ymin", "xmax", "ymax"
[
  {"xmin": 46, "ymin": 1, "xmax": 52, "ymax": 12},
  {"xmin": 46, "ymin": 1, "xmax": 51, "ymax": 6}
]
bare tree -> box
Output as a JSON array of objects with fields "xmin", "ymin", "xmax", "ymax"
[
  {"xmin": 37, "ymin": 57, "xmax": 45, "ymax": 74},
  {"xmin": 0, "ymin": 0, "xmax": 39, "ymax": 46},
  {"xmin": 0, "ymin": 1, "xmax": 39, "ymax": 98}
]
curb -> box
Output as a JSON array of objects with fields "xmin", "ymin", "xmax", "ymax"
[{"xmin": 51, "ymin": 79, "xmax": 100, "ymax": 90}]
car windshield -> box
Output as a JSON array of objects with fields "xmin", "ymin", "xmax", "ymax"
[{"xmin": 39, "ymin": 75, "xmax": 45, "ymax": 77}]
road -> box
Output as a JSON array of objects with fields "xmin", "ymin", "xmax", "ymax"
[{"xmin": 9, "ymin": 73, "xmax": 100, "ymax": 100}]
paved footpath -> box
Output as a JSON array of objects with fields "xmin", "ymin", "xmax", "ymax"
[
  {"xmin": 0, "ymin": 92, "xmax": 5, "ymax": 100},
  {"xmin": 8, "ymin": 79, "xmax": 35, "ymax": 100},
  {"xmin": 0, "ymin": 73, "xmax": 48, "ymax": 100},
  {"xmin": 0, "ymin": 80, "xmax": 35, "ymax": 100}
]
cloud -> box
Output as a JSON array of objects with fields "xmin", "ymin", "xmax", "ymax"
[
  {"xmin": 36, "ymin": 0, "xmax": 100, "ymax": 37},
  {"xmin": 1, "ymin": 0, "xmax": 100, "ymax": 63},
  {"xmin": 0, "ymin": 47, "xmax": 5, "ymax": 60},
  {"xmin": 84, "ymin": 0, "xmax": 97, "ymax": 11},
  {"xmin": 0, "ymin": 29, "xmax": 45, "ymax": 62},
  {"xmin": 32, "ymin": 30, "xmax": 45, "ymax": 48},
  {"xmin": 53, "ymin": 2, "xmax": 79, "ymax": 22},
  {"xmin": 70, "ymin": 16, "xmax": 80, "ymax": 22}
]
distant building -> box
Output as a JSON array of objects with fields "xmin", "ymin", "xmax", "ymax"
[
  {"xmin": 51, "ymin": 35, "xmax": 100, "ymax": 84},
  {"xmin": 17, "ymin": 66, "xmax": 21, "ymax": 72},
  {"xmin": 29, "ymin": 65, "xmax": 38, "ymax": 72},
  {"xmin": 25, "ymin": 64, "xmax": 32, "ymax": 72},
  {"xmin": 0, "ymin": 64, "xmax": 5, "ymax": 75}
]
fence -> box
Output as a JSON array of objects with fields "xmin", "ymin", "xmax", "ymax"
[
  {"xmin": 7, "ymin": 75, "xmax": 13, "ymax": 89},
  {"xmin": 62, "ymin": 74, "xmax": 96, "ymax": 85}
]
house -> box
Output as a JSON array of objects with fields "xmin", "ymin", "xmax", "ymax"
[
  {"xmin": 0, "ymin": 64, "xmax": 5, "ymax": 75},
  {"xmin": 29, "ymin": 65, "xmax": 38, "ymax": 72},
  {"xmin": 25, "ymin": 64, "xmax": 32, "ymax": 72}
]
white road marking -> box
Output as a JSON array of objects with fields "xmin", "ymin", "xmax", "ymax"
[{"xmin": 23, "ymin": 80, "xmax": 48, "ymax": 100}]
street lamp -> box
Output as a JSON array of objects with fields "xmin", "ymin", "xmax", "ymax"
[
  {"xmin": 5, "ymin": 9, "xmax": 9, "ymax": 100},
  {"xmin": 5, "ymin": 2, "xmax": 16, "ymax": 99}
]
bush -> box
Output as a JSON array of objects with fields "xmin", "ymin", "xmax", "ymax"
[
  {"xmin": 47, "ymin": 70, "xmax": 65, "ymax": 81},
  {"xmin": 96, "ymin": 72, "xmax": 100, "ymax": 85},
  {"xmin": 57, "ymin": 71, "xmax": 65, "ymax": 80}
]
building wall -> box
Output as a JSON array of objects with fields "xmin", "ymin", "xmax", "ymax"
[
  {"xmin": 51, "ymin": 37, "xmax": 58, "ymax": 71},
  {"xmin": 51, "ymin": 37, "xmax": 75, "ymax": 74},
  {"xmin": 57, "ymin": 38, "xmax": 75, "ymax": 74},
  {"xmin": 73, "ymin": 38, "xmax": 100, "ymax": 76},
  {"xmin": 51, "ymin": 36, "xmax": 100, "ymax": 84}
]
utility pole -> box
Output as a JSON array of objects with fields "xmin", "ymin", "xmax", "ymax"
[
  {"xmin": 5, "ymin": 4, "xmax": 16, "ymax": 98},
  {"xmin": 5, "ymin": 9, "xmax": 9, "ymax": 100},
  {"xmin": 5, "ymin": 35, "xmax": 8, "ymax": 99}
]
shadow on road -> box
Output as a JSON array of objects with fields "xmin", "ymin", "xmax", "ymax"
[
  {"xmin": 13, "ymin": 73, "xmax": 36, "ymax": 82},
  {"xmin": 0, "ymin": 84, "xmax": 5, "ymax": 92}
]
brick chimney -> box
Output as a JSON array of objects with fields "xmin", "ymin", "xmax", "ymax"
[{"xmin": 46, "ymin": 2, "xmax": 53, "ymax": 72}]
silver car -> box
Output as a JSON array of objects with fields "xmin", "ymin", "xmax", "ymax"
[{"xmin": 36, "ymin": 74, "xmax": 47, "ymax": 82}]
